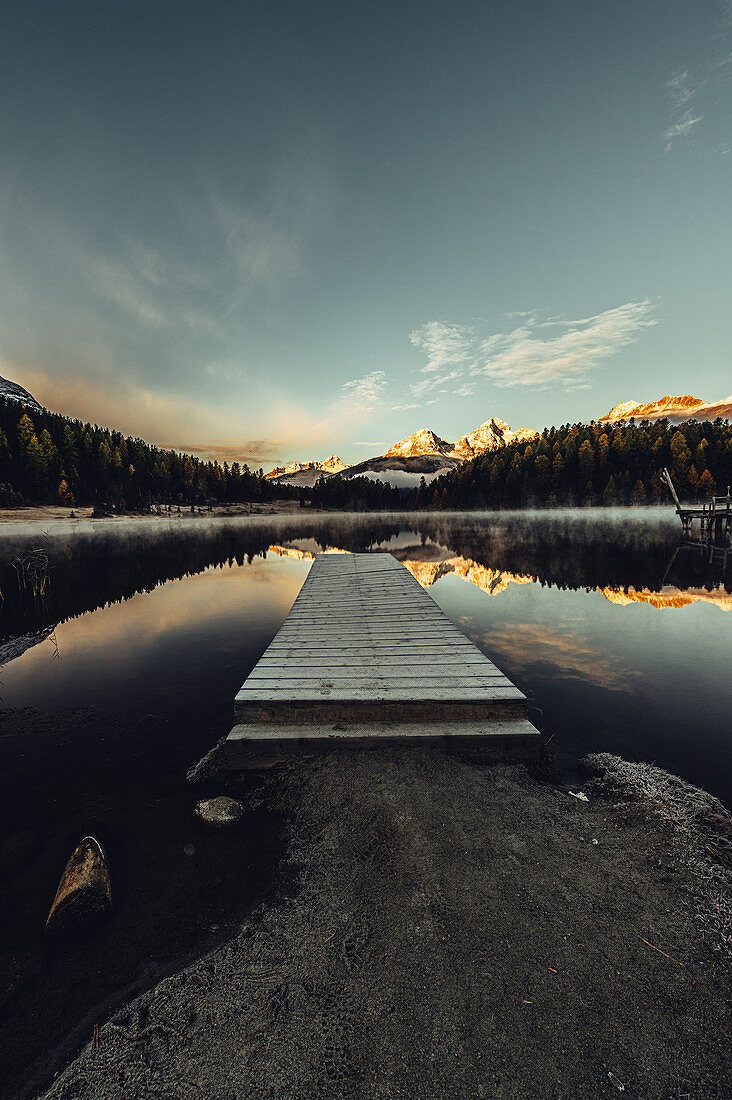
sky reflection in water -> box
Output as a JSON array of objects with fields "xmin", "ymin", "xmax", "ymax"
[{"xmin": 0, "ymin": 512, "xmax": 729, "ymax": 805}]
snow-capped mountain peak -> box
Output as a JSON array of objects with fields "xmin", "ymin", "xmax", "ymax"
[
  {"xmin": 0, "ymin": 375, "xmax": 44, "ymax": 414},
  {"xmin": 601, "ymin": 400, "xmax": 642, "ymax": 421},
  {"xmin": 319, "ymin": 454, "xmax": 349, "ymax": 474},
  {"xmin": 385, "ymin": 418, "xmax": 538, "ymax": 461},
  {"xmin": 599, "ymin": 393, "xmax": 731, "ymax": 424},
  {"xmin": 385, "ymin": 428, "xmax": 454, "ymax": 458},
  {"xmin": 265, "ymin": 454, "xmax": 349, "ymax": 484}
]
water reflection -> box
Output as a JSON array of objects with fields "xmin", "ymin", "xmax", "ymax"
[
  {"xmin": 0, "ymin": 509, "xmax": 730, "ymax": 806},
  {"xmin": 1, "ymin": 510, "xmax": 728, "ymax": 649},
  {"xmin": 1, "ymin": 555, "xmax": 308, "ymax": 712}
]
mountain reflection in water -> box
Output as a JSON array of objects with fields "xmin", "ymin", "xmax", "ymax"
[
  {"xmin": 0, "ymin": 509, "xmax": 729, "ymax": 804},
  {"xmin": 269, "ymin": 536, "xmax": 732, "ymax": 611}
]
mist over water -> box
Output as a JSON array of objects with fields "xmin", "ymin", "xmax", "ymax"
[{"xmin": 0, "ymin": 507, "xmax": 729, "ymax": 800}]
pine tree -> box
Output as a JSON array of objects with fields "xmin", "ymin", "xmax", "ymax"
[
  {"xmin": 25, "ymin": 435, "xmax": 48, "ymax": 497},
  {"xmin": 603, "ymin": 475, "xmax": 617, "ymax": 505},
  {"xmin": 630, "ymin": 478, "xmax": 645, "ymax": 504},
  {"xmin": 698, "ymin": 469, "xmax": 716, "ymax": 499},
  {"xmin": 58, "ymin": 478, "xmax": 75, "ymax": 505}
]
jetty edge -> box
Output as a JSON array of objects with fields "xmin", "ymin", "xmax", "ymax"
[{"xmin": 225, "ymin": 552, "xmax": 540, "ymax": 767}]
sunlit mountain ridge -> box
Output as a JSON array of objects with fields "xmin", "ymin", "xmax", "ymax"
[{"xmin": 600, "ymin": 393, "xmax": 732, "ymax": 424}]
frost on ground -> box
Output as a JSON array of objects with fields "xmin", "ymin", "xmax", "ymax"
[
  {"xmin": 583, "ymin": 752, "xmax": 732, "ymax": 957},
  {"xmin": 41, "ymin": 749, "xmax": 730, "ymax": 1100}
]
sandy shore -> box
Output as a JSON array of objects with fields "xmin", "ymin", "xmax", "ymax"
[
  {"xmin": 40, "ymin": 749, "xmax": 731, "ymax": 1100},
  {"xmin": 0, "ymin": 502, "xmax": 302, "ymax": 525},
  {"xmin": 0, "ymin": 502, "xmax": 304, "ymax": 539}
]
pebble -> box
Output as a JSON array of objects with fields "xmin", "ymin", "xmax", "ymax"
[{"xmin": 194, "ymin": 795, "xmax": 245, "ymax": 827}]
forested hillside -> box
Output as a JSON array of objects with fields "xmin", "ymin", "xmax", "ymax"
[
  {"xmin": 414, "ymin": 419, "xmax": 732, "ymax": 509},
  {"xmin": 2, "ymin": 396, "xmax": 730, "ymax": 512},
  {"xmin": 0, "ymin": 398, "xmax": 297, "ymax": 509}
]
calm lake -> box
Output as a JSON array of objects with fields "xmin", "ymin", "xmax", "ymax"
[{"xmin": 0, "ymin": 507, "xmax": 730, "ymax": 1096}]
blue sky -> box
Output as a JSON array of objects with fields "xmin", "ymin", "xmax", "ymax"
[{"xmin": 1, "ymin": 0, "xmax": 730, "ymax": 466}]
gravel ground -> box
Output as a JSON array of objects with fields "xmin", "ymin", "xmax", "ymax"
[{"xmin": 42, "ymin": 749, "xmax": 730, "ymax": 1100}]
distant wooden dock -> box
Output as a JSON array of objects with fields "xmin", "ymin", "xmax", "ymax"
[
  {"xmin": 226, "ymin": 553, "xmax": 540, "ymax": 767},
  {"xmin": 663, "ymin": 468, "xmax": 731, "ymax": 568}
]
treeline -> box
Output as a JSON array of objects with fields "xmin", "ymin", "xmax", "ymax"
[
  {"xmin": 0, "ymin": 398, "xmax": 299, "ymax": 509},
  {"xmin": 303, "ymin": 418, "xmax": 732, "ymax": 512},
  {"xmin": 309, "ymin": 472, "xmax": 403, "ymax": 511},
  {"xmin": 416, "ymin": 419, "xmax": 732, "ymax": 510},
  {"xmin": 2, "ymin": 395, "xmax": 730, "ymax": 513}
]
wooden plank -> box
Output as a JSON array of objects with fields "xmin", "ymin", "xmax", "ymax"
[
  {"xmin": 234, "ymin": 699, "xmax": 527, "ymax": 725},
  {"xmin": 246, "ymin": 666, "xmax": 504, "ymax": 679},
  {"xmin": 226, "ymin": 552, "xmax": 539, "ymax": 762},
  {"xmin": 226, "ymin": 718, "xmax": 541, "ymax": 768},
  {"xmin": 236, "ymin": 685, "xmax": 524, "ymax": 702},
  {"xmin": 262, "ymin": 639, "xmax": 481, "ymax": 652},
  {"xmin": 240, "ymin": 676, "xmax": 513, "ymax": 691},
  {"xmin": 252, "ymin": 655, "xmax": 494, "ymax": 668},
  {"xmin": 228, "ymin": 718, "xmax": 540, "ymax": 744}
]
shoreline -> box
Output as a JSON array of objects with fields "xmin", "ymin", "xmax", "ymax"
[
  {"xmin": 0, "ymin": 501, "xmax": 303, "ymax": 526},
  {"xmin": 34, "ymin": 747, "xmax": 732, "ymax": 1100},
  {"xmin": 0, "ymin": 502, "xmax": 681, "ymax": 525}
]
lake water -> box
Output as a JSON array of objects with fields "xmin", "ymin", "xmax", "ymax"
[
  {"xmin": 1, "ymin": 508, "xmax": 730, "ymax": 800},
  {"xmin": 0, "ymin": 508, "xmax": 730, "ymax": 1095}
]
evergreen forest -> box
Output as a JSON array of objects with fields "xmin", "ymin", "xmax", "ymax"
[
  {"xmin": 0, "ymin": 398, "xmax": 298, "ymax": 510},
  {"xmin": 413, "ymin": 418, "xmax": 732, "ymax": 510},
  {"xmin": 1, "ymin": 395, "xmax": 730, "ymax": 513}
]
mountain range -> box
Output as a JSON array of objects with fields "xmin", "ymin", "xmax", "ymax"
[
  {"xmin": 267, "ymin": 418, "xmax": 539, "ymax": 488},
  {"xmin": 387, "ymin": 418, "xmax": 538, "ymax": 460},
  {"xmin": 268, "ymin": 393, "xmax": 732, "ymax": 486},
  {"xmin": 264, "ymin": 454, "xmax": 348, "ymax": 487},
  {"xmin": 600, "ymin": 393, "xmax": 732, "ymax": 424},
  {"xmin": 1, "ymin": 375, "xmax": 729, "ymax": 485}
]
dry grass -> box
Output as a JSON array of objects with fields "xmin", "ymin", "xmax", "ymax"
[{"xmin": 583, "ymin": 752, "xmax": 732, "ymax": 957}]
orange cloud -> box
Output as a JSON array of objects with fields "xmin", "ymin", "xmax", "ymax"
[{"xmin": 163, "ymin": 441, "xmax": 280, "ymax": 463}]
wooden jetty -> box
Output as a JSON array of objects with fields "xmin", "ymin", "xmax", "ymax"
[
  {"xmin": 226, "ymin": 553, "xmax": 540, "ymax": 768},
  {"xmin": 663, "ymin": 467, "xmax": 731, "ymax": 567}
]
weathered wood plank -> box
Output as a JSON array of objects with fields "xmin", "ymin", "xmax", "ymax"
[
  {"xmin": 236, "ymin": 685, "xmax": 524, "ymax": 703},
  {"xmin": 252, "ymin": 655, "xmax": 493, "ymax": 668},
  {"xmin": 244, "ymin": 660, "xmax": 506, "ymax": 676},
  {"xmin": 226, "ymin": 552, "xmax": 539, "ymax": 764},
  {"xmin": 240, "ymin": 676, "xmax": 514, "ymax": 691},
  {"xmin": 226, "ymin": 718, "xmax": 541, "ymax": 768}
]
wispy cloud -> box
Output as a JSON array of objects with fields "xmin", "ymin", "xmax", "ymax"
[
  {"xmin": 209, "ymin": 188, "xmax": 300, "ymax": 292},
  {"xmin": 83, "ymin": 250, "xmax": 172, "ymax": 329},
  {"xmin": 663, "ymin": 109, "xmax": 703, "ymax": 150},
  {"xmin": 399, "ymin": 322, "xmax": 478, "ymax": 406},
  {"xmin": 667, "ymin": 70, "xmax": 695, "ymax": 107},
  {"xmin": 2, "ymin": 160, "xmax": 333, "ymax": 347},
  {"xmin": 409, "ymin": 321, "xmax": 474, "ymax": 374},
  {"xmin": 165, "ymin": 441, "xmax": 278, "ymax": 464},
  {"xmin": 340, "ymin": 370, "xmax": 388, "ymax": 411},
  {"xmin": 663, "ymin": 70, "xmax": 703, "ymax": 150},
  {"xmin": 474, "ymin": 301, "xmax": 658, "ymax": 387},
  {"xmin": 407, "ymin": 300, "xmax": 657, "ymax": 399}
]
